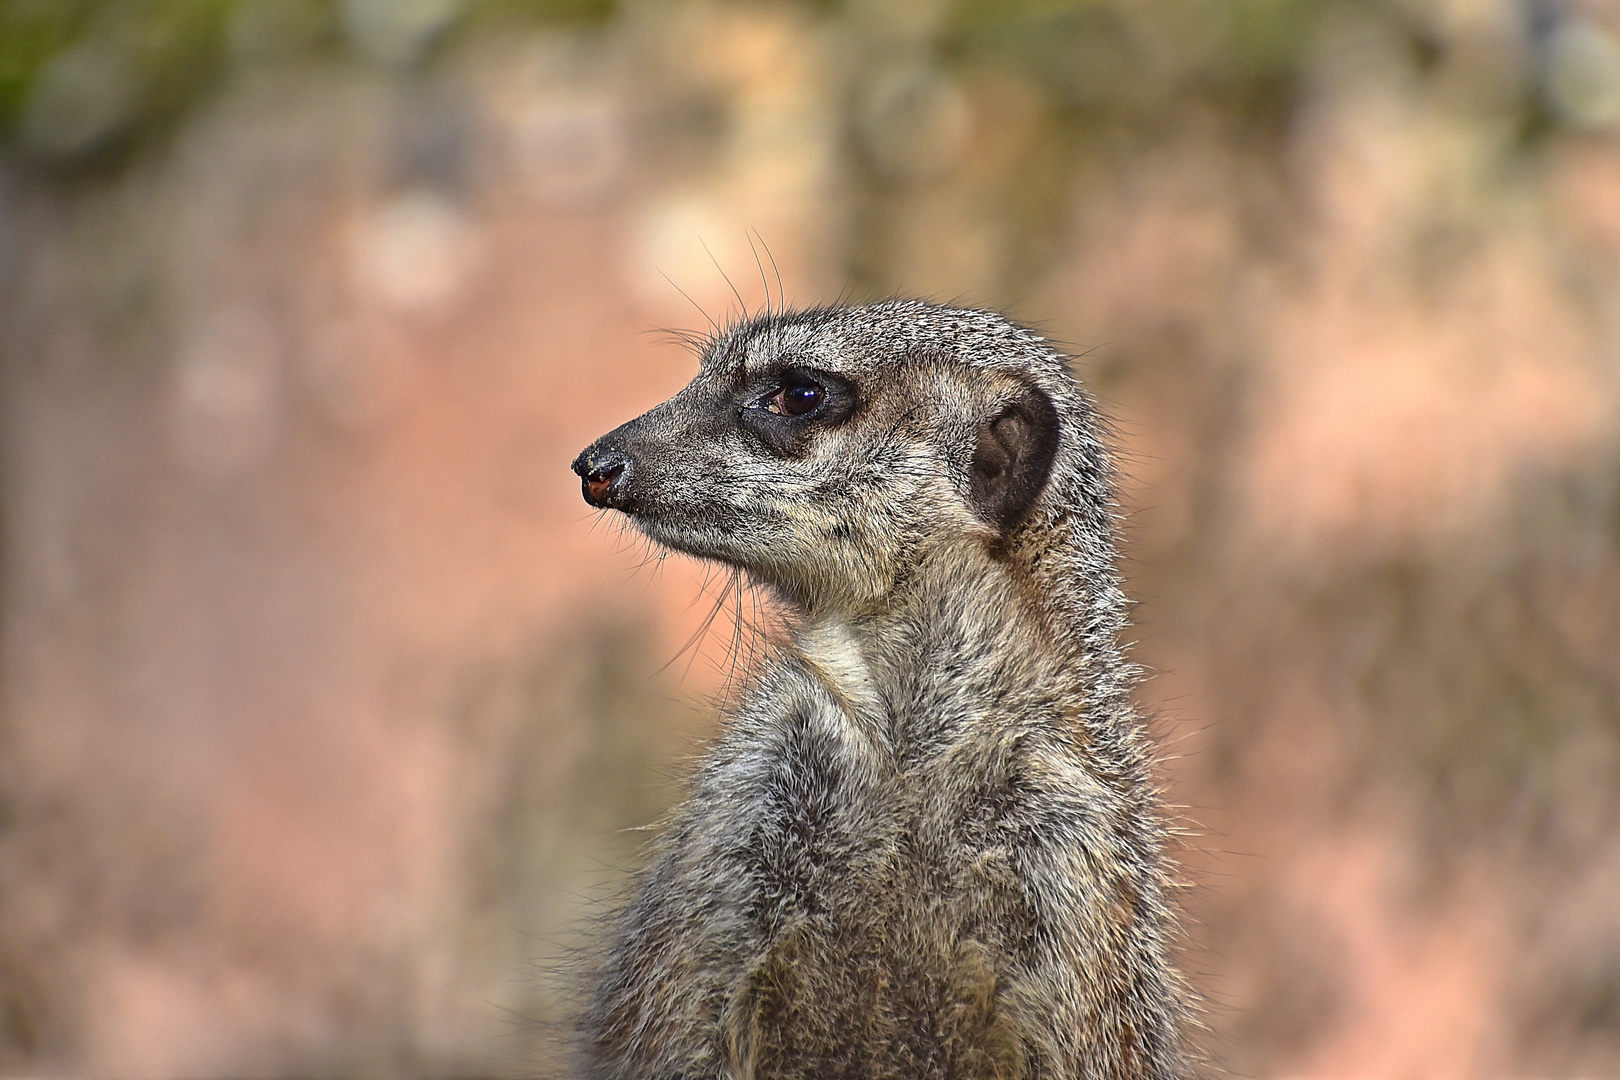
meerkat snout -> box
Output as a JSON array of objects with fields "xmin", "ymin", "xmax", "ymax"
[{"xmin": 572, "ymin": 441, "xmax": 632, "ymax": 509}]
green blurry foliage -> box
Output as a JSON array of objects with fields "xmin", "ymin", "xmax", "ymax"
[
  {"xmin": 946, "ymin": 0, "xmax": 1328, "ymax": 103},
  {"xmin": 0, "ymin": 0, "xmax": 617, "ymax": 163},
  {"xmin": 1, "ymin": 0, "xmax": 1579, "ymax": 187},
  {"xmin": 0, "ymin": 0, "xmax": 1339, "ymax": 166},
  {"xmin": 838, "ymin": 0, "xmax": 1345, "ymax": 300},
  {"xmin": 0, "ymin": 0, "xmax": 95, "ymax": 128},
  {"xmin": 1, "ymin": 0, "xmax": 235, "ymax": 161}
]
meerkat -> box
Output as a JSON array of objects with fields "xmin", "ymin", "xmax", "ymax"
[{"xmin": 570, "ymin": 300, "xmax": 1188, "ymax": 1080}]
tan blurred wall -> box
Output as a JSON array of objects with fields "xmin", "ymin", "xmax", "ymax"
[{"xmin": 1, "ymin": 2, "xmax": 1619, "ymax": 1078}]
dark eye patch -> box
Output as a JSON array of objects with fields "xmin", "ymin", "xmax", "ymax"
[{"xmin": 737, "ymin": 366, "xmax": 858, "ymax": 456}]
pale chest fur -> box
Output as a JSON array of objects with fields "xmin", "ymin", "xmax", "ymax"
[{"xmin": 723, "ymin": 609, "xmax": 1040, "ymax": 922}]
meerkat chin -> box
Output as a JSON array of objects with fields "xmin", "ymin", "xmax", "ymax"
[{"xmin": 570, "ymin": 300, "xmax": 1189, "ymax": 1080}]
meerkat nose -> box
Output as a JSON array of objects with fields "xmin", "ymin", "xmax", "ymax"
[{"xmin": 573, "ymin": 446, "xmax": 632, "ymax": 509}]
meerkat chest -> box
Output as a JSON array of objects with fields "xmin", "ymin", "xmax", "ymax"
[
  {"xmin": 740, "ymin": 625, "xmax": 1021, "ymax": 931},
  {"xmin": 727, "ymin": 656, "xmax": 1036, "ymax": 1073}
]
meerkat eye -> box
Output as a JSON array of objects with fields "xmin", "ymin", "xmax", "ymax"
[
  {"xmin": 739, "ymin": 368, "xmax": 854, "ymax": 452},
  {"xmin": 767, "ymin": 377, "xmax": 824, "ymax": 417}
]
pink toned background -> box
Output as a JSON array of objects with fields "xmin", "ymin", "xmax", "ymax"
[{"xmin": 2, "ymin": 2, "xmax": 1619, "ymax": 1077}]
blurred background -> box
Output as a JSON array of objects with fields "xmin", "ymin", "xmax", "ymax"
[{"xmin": 0, "ymin": 0, "xmax": 1618, "ymax": 1076}]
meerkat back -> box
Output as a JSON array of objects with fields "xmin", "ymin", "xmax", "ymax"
[{"xmin": 570, "ymin": 301, "xmax": 1188, "ymax": 1080}]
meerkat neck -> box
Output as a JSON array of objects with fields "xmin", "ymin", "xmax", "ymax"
[
  {"xmin": 795, "ymin": 614, "xmax": 887, "ymax": 725},
  {"xmin": 788, "ymin": 537, "xmax": 1101, "ymax": 747}
]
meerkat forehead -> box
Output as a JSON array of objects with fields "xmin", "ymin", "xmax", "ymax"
[{"xmin": 701, "ymin": 301, "xmax": 1057, "ymax": 384}]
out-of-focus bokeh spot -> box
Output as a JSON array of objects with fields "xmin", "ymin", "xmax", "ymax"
[
  {"xmin": 171, "ymin": 303, "xmax": 288, "ymax": 482},
  {"xmin": 342, "ymin": 0, "xmax": 468, "ymax": 66},
  {"xmin": 1, "ymin": 0, "xmax": 1618, "ymax": 1077}
]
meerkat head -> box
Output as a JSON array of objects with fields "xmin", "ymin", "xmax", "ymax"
[{"xmin": 572, "ymin": 301, "xmax": 1089, "ymax": 613}]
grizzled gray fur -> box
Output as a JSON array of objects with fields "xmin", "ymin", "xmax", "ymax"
[{"xmin": 570, "ymin": 301, "xmax": 1188, "ymax": 1079}]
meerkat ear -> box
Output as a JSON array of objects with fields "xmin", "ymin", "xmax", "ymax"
[{"xmin": 970, "ymin": 384, "xmax": 1059, "ymax": 532}]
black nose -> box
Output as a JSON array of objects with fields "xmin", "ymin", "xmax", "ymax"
[{"xmin": 572, "ymin": 444, "xmax": 631, "ymax": 509}]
